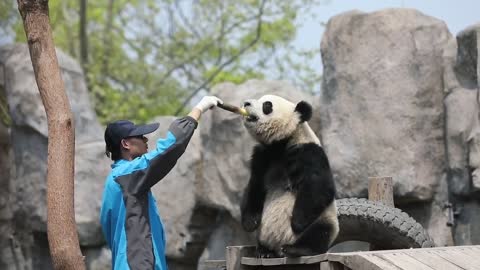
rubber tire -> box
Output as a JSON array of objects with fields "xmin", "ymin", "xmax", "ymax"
[{"xmin": 333, "ymin": 198, "xmax": 435, "ymax": 250}]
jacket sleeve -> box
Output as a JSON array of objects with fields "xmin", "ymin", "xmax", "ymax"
[{"xmin": 117, "ymin": 116, "xmax": 198, "ymax": 195}]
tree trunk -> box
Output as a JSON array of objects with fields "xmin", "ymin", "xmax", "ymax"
[{"xmin": 17, "ymin": 0, "xmax": 86, "ymax": 269}]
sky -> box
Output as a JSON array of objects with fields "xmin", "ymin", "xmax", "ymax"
[
  {"xmin": 297, "ymin": 0, "xmax": 480, "ymax": 47},
  {"xmin": 294, "ymin": 0, "xmax": 480, "ymax": 73}
]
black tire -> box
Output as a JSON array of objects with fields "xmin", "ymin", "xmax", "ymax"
[{"xmin": 333, "ymin": 198, "xmax": 435, "ymax": 250}]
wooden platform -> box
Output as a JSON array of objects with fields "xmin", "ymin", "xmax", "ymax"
[{"xmin": 201, "ymin": 245, "xmax": 480, "ymax": 270}]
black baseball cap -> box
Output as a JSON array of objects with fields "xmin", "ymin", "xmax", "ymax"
[{"xmin": 104, "ymin": 120, "xmax": 159, "ymax": 153}]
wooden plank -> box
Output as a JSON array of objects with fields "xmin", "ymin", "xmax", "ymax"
[
  {"xmin": 449, "ymin": 248, "xmax": 480, "ymax": 268},
  {"xmin": 226, "ymin": 246, "xmax": 255, "ymax": 270},
  {"xmin": 320, "ymin": 261, "xmax": 346, "ymax": 270},
  {"xmin": 326, "ymin": 253, "xmax": 391, "ymax": 270},
  {"xmin": 454, "ymin": 246, "xmax": 480, "ymax": 263},
  {"xmin": 358, "ymin": 254, "xmax": 402, "ymax": 270},
  {"xmin": 429, "ymin": 249, "xmax": 478, "ymax": 270},
  {"xmin": 368, "ymin": 176, "xmax": 394, "ymax": 207},
  {"xmin": 328, "ymin": 245, "xmax": 479, "ymax": 257},
  {"xmin": 241, "ymin": 254, "xmax": 328, "ymax": 266},
  {"xmin": 403, "ymin": 250, "xmax": 462, "ymax": 270},
  {"xmin": 377, "ymin": 252, "xmax": 435, "ymax": 269},
  {"xmin": 200, "ymin": 260, "xmax": 227, "ymax": 269},
  {"xmin": 228, "ymin": 245, "xmax": 480, "ymax": 269}
]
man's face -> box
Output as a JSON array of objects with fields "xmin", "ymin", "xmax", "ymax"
[{"xmin": 122, "ymin": 135, "xmax": 149, "ymax": 159}]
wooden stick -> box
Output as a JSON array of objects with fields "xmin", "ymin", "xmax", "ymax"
[
  {"xmin": 368, "ymin": 176, "xmax": 394, "ymax": 207},
  {"xmin": 218, "ymin": 103, "xmax": 249, "ymax": 116}
]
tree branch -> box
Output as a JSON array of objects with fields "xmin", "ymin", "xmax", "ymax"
[
  {"xmin": 79, "ymin": 0, "xmax": 88, "ymax": 70},
  {"xmin": 174, "ymin": 0, "xmax": 267, "ymax": 115},
  {"xmin": 101, "ymin": 0, "xmax": 115, "ymax": 80},
  {"xmin": 174, "ymin": 0, "xmax": 201, "ymax": 39}
]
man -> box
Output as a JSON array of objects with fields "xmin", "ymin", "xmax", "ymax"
[{"xmin": 100, "ymin": 96, "xmax": 223, "ymax": 270}]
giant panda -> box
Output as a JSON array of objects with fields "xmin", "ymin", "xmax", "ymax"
[{"xmin": 240, "ymin": 94, "xmax": 339, "ymax": 257}]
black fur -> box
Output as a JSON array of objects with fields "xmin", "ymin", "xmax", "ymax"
[
  {"xmin": 281, "ymin": 220, "xmax": 334, "ymax": 256},
  {"xmin": 294, "ymin": 101, "xmax": 312, "ymax": 122},
  {"xmin": 256, "ymin": 244, "xmax": 277, "ymax": 258},
  {"xmin": 286, "ymin": 143, "xmax": 336, "ymax": 234},
  {"xmin": 241, "ymin": 140, "xmax": 288, "ymax": 232}
]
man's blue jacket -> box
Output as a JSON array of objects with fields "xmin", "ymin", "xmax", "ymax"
[{"xmin": 100, "ymin": 117, "xmax": 198, "ymax": 270}]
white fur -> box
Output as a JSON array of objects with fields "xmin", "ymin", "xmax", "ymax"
[
  {"xmin": 321, "ymin": 201, "xmax": 339, "ymax": 246},
  {"xmin": 287, "ymin": 122, "xmax": 321, "ymax": 147},
  {"xmin": 243, "ymin": 95, "xmax": 300, "ymax": 145},
  {"xmin": 258, "ymin": 191, "xmax": 297, "ymax": 252},
  {"xmin": 258, "ymin": 192, "xmax": 338, "ymax": 252}
]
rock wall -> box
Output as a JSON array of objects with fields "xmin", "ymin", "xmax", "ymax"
[
  {"xmin": 319, "ymin": 8, "xmax": 454, "ymax": 246},
  {"xmin": 443, "ymin": 24, "xmax": 480, "ymax": 245},
  {"xmin": 320, "ymin": 8, "xmax": 449, "ymax": 203},
  {"xmin": 1, "ymin": 7, "xmax": 480, "ymax": 270}
]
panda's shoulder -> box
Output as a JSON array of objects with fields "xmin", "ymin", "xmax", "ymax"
[
  {"xmin": 252, "ymin": 142, "xmax": 286, "ymax": 161},
  {"xmin": 287, "ymin": 143, "xmax": 330, "ymax": 163},
  {"xmin": 287, "ymin": 142, "xmax": 325, "ymax": 154}
]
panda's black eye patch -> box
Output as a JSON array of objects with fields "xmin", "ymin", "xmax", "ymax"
[{"xmin": 263, "ymin": 101, "xmax": 273, "ymax": 115}]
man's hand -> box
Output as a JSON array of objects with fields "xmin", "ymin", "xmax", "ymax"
[{"xmin": 194, "ymin": 96, "xmax": 223, "ymax": 113}]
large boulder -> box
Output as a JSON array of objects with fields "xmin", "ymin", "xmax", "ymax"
[
  {"xmin": 444, "ymin": 24, "xmax": 480, "ymax": 195},
  {"xmin": 443, "ymin": 24, "xmax": 480, "ymax": 245},
  {"xmin": 148, "ymin": 116, "xmax": 203, "ymax": 259},
  {"xmin": 0, "ymin": 44, "xmax": 109, "ymax": 267},
  {"xmin": 320, "ymin": 9, "xmax": 453, "ymax": 203},
  {"xmin": 75, "ymin": 141, "xmax": 111, "ymax": 246},
  {"xmin": 0, "ymin": 64, "xmax": 15, "ymax": 269}
]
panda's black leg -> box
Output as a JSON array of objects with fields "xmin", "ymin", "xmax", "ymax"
[
  {"xmin": 281, "ymin": 221, "xmax": 334, "ymax": 257},
  {"xmin": 256, "ymin": 244, "xmax": 277, "ymax": 258}
]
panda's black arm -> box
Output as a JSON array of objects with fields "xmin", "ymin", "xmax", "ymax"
[
  {"xmin": 241, "ymin": 145, "xmax": 269, "ymax": 232},
  {"xmin": 287, "ymin": 143, "xmax": 336, "ymax": 234}
]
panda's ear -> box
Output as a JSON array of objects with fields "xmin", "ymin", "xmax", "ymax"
[{"xmin": 295, "ymin": 101, "xmax": 312, "ymax": 122}]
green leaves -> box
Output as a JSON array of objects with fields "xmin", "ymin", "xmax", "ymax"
[{"xmin": 2, "ymin": 0, "xmax": 323, "ymax": 123}]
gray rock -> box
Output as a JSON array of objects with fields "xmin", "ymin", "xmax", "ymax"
[
  {"xmin": 197, "ymin": 214, "xmax": 255, "ymax": 269},
  {"xmin": 320, "ymin": 9, "xmax": 452, "ymax": 202},
  {"xmin": 148, "ymin": 116, "xmax": 203, "ymax": 259},
  {"xmin": 0, "ymin": 122, "xmax": 15, "ymax": 269},
  {"xmin": 0, "ymin": 44, "xmax": 109, "ymax": 267},
  {"xmin": 401, "ymin": 175, "xmax": 454, "ymax": 247},
  {"xmin": 444, "ymin": 88, "xmax": 480, "ymax": 195},
  {"xmin": 84, "ymin": 247, "xmax": 112, "ymax": 270},
  {"xmin": 198, "ymin": 80, "xmax": 312, "ymax": 220},
  {"xmin": 1, "ymin": 44, "xmax": 105, "ymax": 231},
  {"xmin": 75, "ymin": 141, "xmax": 111, "ymax": 246},
  {"xmin": 443, "ymin": 24, "xmax": 480, "ymax": 245},
  {"xmin": 1, "ymin": 44, "xmax": 101, "ymax": 142},
  {"xmin": 444, "ymin": 24, "xmax": 480, "ymax": 195},
  {"xmin": 454, "ymin": 24, "xmax": 480, "ymax": 89}
]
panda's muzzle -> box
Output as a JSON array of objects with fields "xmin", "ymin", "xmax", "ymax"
[
  {"xmin": 246, "ymin": 114, "xmax": 259, "ymax": 122},
  {"xmin": 242, "ymin": 100, "xmax": 258, "ymax": 122}
]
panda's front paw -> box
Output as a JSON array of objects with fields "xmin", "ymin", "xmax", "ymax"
[
  {"xmin": 291, "ymin": 219, "xmax": 308, "ymax": 234},
  {"xmin": 256, "ymin": 245, "xmax": 277, "ymax": 258},
  {"xmin": 242, "ymin": 213, "xmax": 261, "ymax": 232},
  {"xmin": 280, "ymin": 245, "xmax": 300, "ymax": 257},
  {"xmin": 281, "ymin": 245, "xmax": 313, "ymax": 257}
]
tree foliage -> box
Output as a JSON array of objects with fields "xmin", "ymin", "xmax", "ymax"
[{"xmin": 2, "ymin": 0, "xmax": 323, "ymax": 124}]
